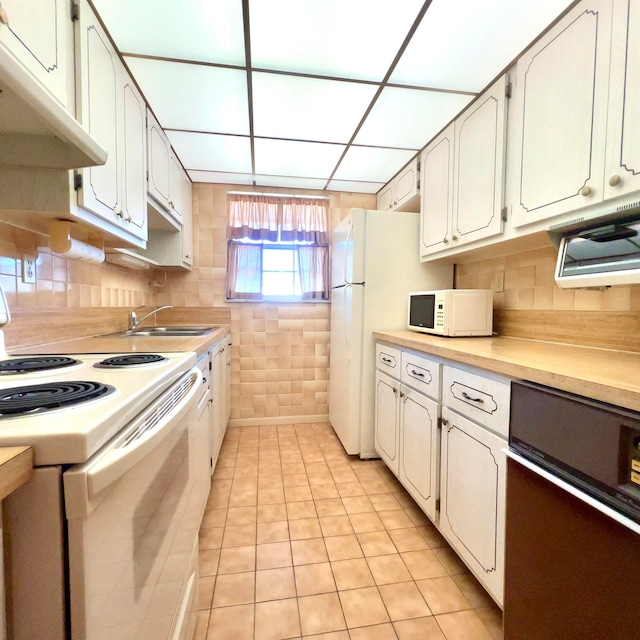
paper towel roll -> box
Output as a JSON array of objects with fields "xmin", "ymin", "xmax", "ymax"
[{"xmin": 58, "ymin": 237, "xmax": 105, "ymax": 263}]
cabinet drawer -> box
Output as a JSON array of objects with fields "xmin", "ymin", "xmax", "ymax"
[
  {"xmin": 401, "ymin": 350, "xmax": 441, "ymax": 400},
  {"xmin": 376, "ymin": 344, "xmax": 401, "ymax": 378},
  {"xmin": 442, "ymin": 365, "xmax": 510, "ymax": 438}
]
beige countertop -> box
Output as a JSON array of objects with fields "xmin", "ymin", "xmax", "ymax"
[
  {"xmin": 373, "ymin": 330, "xmax": 640, "ymax": 413},
  {"xmin": 0, "ymin": 447, "xmax": 33, "ymax": 501},
  {"xmin": 11, "ymin": 325, "xmax": 231, "ymax": 359}
]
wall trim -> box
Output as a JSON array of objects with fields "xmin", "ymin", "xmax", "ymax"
[{"xmin": 228, "ymin": 414, "xmax": 330, "ymax": 427}]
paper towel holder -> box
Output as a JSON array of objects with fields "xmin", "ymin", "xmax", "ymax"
[{"xmin": 49, "ymin": 220, "xmax": 105, "ymax": 264}]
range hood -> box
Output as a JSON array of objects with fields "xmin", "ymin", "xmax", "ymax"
[
  {"xmin": 0, "ymin": 46, "xmax": 107, "ymax": 170},
  {"xmin": 552, "ymin": 207, "xmax": 640, "ymax": 288}
]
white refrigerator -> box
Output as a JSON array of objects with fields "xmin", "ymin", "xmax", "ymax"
[{"xmin": 328, "ymin": 208, "xmax": 453, "ymax": 457}]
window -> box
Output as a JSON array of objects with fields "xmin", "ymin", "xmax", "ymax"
[{"xmin": 226, "ymin": 193, "xmax": 329, "ymax": 301}]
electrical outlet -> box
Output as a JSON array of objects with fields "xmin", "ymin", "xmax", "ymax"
[
  {"xmin": 492, "ymin": 271, "xmax": 505, "ymax": 293},
  {"xmin": 22, "ymin": 254, "xmax": 36, "ymax": 284}
]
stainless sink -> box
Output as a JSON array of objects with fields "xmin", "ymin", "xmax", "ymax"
[{"xmin": 115, "ymin": 326, "xmax": 218, "ymax": 337}]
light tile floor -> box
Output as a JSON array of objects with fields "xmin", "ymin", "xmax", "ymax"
[{"xmin": 191, "ymin": 423, "xmax": 503, "ymax": 640}]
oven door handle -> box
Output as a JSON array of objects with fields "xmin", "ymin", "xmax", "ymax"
[{"xmin": 64, "ymin": 368, "xmax": 202, "ymax": 517}]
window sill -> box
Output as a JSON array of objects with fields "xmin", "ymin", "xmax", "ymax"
[{"xmin": 226, "ymin": 297, "xmax": 330, "ymax": 304}]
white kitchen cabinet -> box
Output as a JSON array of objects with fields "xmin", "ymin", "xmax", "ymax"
[
  {"xmin": 147, "ymin": 109, "xmax": 184, "ymax": 224},
  {"xmin": 376, "ymin": 156, "xmax": 420, "ymax": 212},
  {"xmin": 0, "ymin": 0, "xmax": 72, "ymax": 108},
  {"xmin": 209, "ymin": 335, "xmax": 231, "ymax": 474},
  {"xmin": 510, "ymin": 0, "xmax": 614, "ymax": 227},
  {"xmin": 75, "ymin": 0, "xmax": 147, "ymax": 243},
  {"xmin": 604, "ymin": 0, "xmax": 640, "ymax": 200},
  {"xmin": 420, "ymin": 75, "xmax": 507, "ymax": 259},
  {"xmin": 181, "ymin": 171, "xmax": 193, "ymax": 266},
  {"xmin": 439, "ymin": 407, "xmax": 506, "ymax": 606},
  {"xmin": 399, "ymin": 386, "xmax": 440, "ymax": 522},
  {"xmin": 375, "ymin": 369, "xmax": 400, "ymax": 475}
]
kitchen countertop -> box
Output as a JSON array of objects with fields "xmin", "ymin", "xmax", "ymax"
[
  {"xmin": 11, "ymin": 325, "xmax": 231, "ymax": 359},
  {"xmin": 0, "ymin": 447, "xmax": 33, "ymax": 501},
  {"xmin": 373, "ymin": 330, "xmax": 640, "ymax": 413}
]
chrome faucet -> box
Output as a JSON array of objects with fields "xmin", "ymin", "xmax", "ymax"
[{"xmin": 128, "ymin": 305, "xmax": 172, "ymax": 331}]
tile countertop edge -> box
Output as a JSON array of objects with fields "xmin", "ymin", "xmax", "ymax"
[
  {"xmin": 0, "ymin": 447, "xmax": 33, "ymax": 502},
  {"xmin": 373, "ymin": 330, "xmax": 640, "ymax": 413},
  {"xmin": 10, "ymin": 325, "xmax": 232, "ymax": 359}
]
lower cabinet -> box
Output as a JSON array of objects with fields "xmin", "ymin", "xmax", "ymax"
[
  {"xmin": 374, "ymin": 370, "xmax": 400, "ymax": 475},
  {"xmin": 209, "ymin": 336, "xmax": 231, "ymax": 474},
  {"xmin": 399, "ymin": 386, "xmax": 440, "ymax": 523},
  {"xmin": 439, "ymin": 407, "xmax": 506, "ymax": 606},
  {"xmin": 374, "ymin": 341, "xmax": 508, "ymax": 607}
]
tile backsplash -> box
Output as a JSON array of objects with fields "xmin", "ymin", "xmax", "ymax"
[{"xmin": 456, "ymin": 244, "xmax": 640, "ymax": 313}]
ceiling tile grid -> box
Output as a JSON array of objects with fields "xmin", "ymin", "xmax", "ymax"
[{"xmin": 91, "ymin": 0, "xmax": 576, "ymax": 193}]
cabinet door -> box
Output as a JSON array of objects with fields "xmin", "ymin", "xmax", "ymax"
[
  {"xmin": 76, "ymin": 8, "xmax": 120, "ymax": 222},
  {"xmin": 420, "ymin": 124, "xmax": 454, "ymax": 257},
  {"xmin": 376, "ymin": 183, "xmax": 393, "ymax": 211},
  {"xmin": 121, "ymin": 80, "xmax": 147, "ymax": 240},
  {"xmin": 0, "ymin": 0, "xmax": 70, "ymax": 107},
  {"xmin": 394, "ymin": 157, "xmax": 419, "ymax": 210},
  {"xmin": 452, "ymin": 76, "xmax": 506, "ymax": 247},
  {"xmin": 169, "ymin": 154, "xmax": 184, "ymax": 223},
  {"xmin": 604, "ymin": 0, "xmax": 640, "ymax": 200},
  {"xmin": 375, "ymin": 370, "xmax": 399, "ymax": 475},
  {"xmin": 399, "ymin": 386, "xmax": 440, "ymax": 522},
  {"xmin": 440, "ymin": 408, "xmax": 506, "ymax": 606},
  {"xmin": 511, "ymin": 0, "xmax": 613, "ymax": 228},
  {"xmin": 181, "ymin": 171, "xmax": 193, "ymax": 265},
  {"xmin": 210, "ymin": 348, "xmax": 222, "ymax": 473},
  {"xmin": 147, "ymin": 111, "xmax": 171, "ymax": 206}
]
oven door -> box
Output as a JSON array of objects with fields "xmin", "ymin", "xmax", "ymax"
[{"xmin": 63, "ymin": 366, "xmax": 207, "ymax": 640}]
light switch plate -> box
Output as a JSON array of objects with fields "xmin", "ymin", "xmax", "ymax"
[{"xmin": 22, "ymin": 254, "xmax": 36, "ymax": 284}]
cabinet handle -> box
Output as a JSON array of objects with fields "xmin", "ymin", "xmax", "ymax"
[
  {"xmin": 609, "ymin": 175, "xmax": 621, "ymax": 187},
  {"xmin": 443, "ymin": 238, "xmax": 449, "ymax": 245},
  {"xmin": 410, "ymin": 369, "xmax": 424, "ymax": 378},
  {"xmin": 441, "ymin": 418, "xmax": 448, "ymax": 426},
  {"xmin": 381, "ymin": 356, "xmax": 392, "ymax": 364},
  {"xmin": 393, "ymin": 387, "xmax": 398, "ymax": 396},
  {"xmin": 451, "ymin": 235, "xmax": 458, "ymax": 242},
  {"xmin": 580, "ymin": 185, "xmax": 592, "ymax": 197},
  {"xmin": 461, "ymin": 391, "xmax": 484, "ymax": 404},
  {"xmin": 0, "ymin": 6, "xmax": 8, "ymax": 25}
]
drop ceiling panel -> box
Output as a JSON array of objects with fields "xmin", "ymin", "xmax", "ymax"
[
  {"xmin": 254, "ymin": 138, "xmax": 346, "ymax": 178},
  {"xmin": 90, "ymin": 0, "xmax": 246, "ymax": 65},
  {"xmin": 391, "ymin": 0, "xmax": 575, "ymax": 92},
  {"xmin": 166, "ymin": 131, "xmax": 252, "ymax": 173},
  {"xmin": 334, "ymin": 146, "xmax": 416, "ymax": 182},
  {"xmin": 326, "ymin": 180, "xmax": 384, "ymax": 194},
  {"xmin": 355, "ymin": 87, "xmax": 474, "ymax": 148},
  {"xmin": 188, "ymin": 171, "xmax": 254, "ymax": 185},
  {"xmin": 254, "ymin": 175, "xmax": 329, "ymax": 190},
  {"xmin": 249, "ymin": 0, "xmax": 425, "ymax": 81},
  {"xmin": 252, "ymin": 72, "xmax": 378, "ymax": 143},
  {"xmin": 124, "ymin": 58, "xmax": 249, "ymax": 134}
]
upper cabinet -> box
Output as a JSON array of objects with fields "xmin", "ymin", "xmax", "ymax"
[
  {"xmin": 148, "ymin": 110, "xmax": 185, "ymax": 225},
  {"xmin": 511, "ymin": 0, "xmax": 640, "ymax": 228},
  {"xmin": 0, "ymin": 0, "xmax": 71, "ymax": 108},
  {"xmin": 0, "ymin": 0, "xmax": 106, "ymax": 169},
  {"xmin": 420, "ymin": 76, "xmax": 507, "ymax": 259},
  {"xmin": 376, "ymin": 156, "xmax": 420, "ymax": 212},
  {"xmin": 75, "ymin": 0, "xmax": 147, "ymax": 243}
]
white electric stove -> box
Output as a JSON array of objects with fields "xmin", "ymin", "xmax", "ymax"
[
  {"xmin": 0, "ymin": 350, "xmax": 197, "ymax": 464},
  {"xmin": 0, "ymin": 286, "xmax": 210, "ymax": 640}
]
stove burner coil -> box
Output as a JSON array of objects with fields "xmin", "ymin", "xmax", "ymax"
[
  {"xmin": 0, "ymin": 356, "xmax": 80, "ymax": 375},
  {"xmin": 94, "ymin": 354, "xmax": 168, "ymax": 368},
  {"xmin": 0, "ymin": 381, "xmax": 114, "ymax": 416}
]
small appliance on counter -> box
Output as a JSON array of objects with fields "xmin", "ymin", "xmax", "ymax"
[{"xmin": 408, "ymin": 289, "xmax": 493, "ymax": 337}]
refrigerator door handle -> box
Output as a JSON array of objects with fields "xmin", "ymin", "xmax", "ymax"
[
  {"xmin": 344, "ymin": 284, "xmax": 351, "ymax": 358},
  {"xmin": 344, "ymin": 221, "xmax": 355, "ymax": 285}
]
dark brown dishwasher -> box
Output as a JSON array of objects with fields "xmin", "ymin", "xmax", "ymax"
[{"xmin": 504, "ymin": 380, "xmax": 640, "ymax": 640}]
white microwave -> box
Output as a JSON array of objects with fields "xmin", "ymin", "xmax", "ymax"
[{"xmin": 408, "ymin": 289, "xmax": 493, "ymax": 337}]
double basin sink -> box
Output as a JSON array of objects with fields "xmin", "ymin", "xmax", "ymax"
[{"xmin": 116, "ymin": 326, "xmax": 218, "ymax": 337}]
